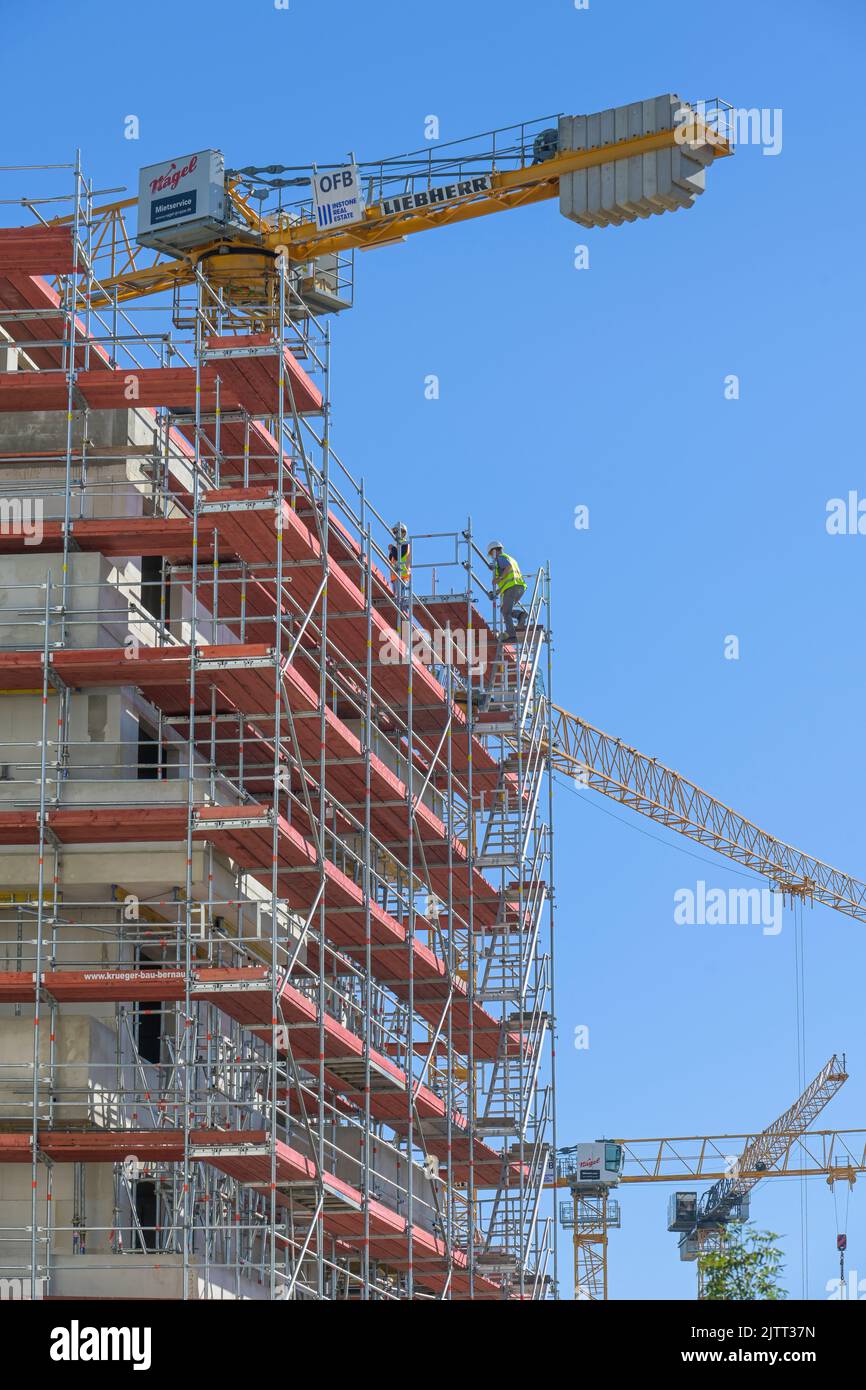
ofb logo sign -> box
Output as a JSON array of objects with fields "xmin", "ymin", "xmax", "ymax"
[{"xmin": 313, "ymin": 165, "xmax": 364, "ymax": 229}]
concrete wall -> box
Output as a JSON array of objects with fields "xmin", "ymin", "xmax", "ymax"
[
  {"xmin": 0, "ymin": 550, "xmax": 129, "ymax": 650},
  {"xmin": 3, "ymin": 1252, "xmax": 273, "ymax": 1300},
  {"xmin": 0, "ymin": 404, "xmax": 190, "ymax": 523},
  {"xmin": 0, "ymin": 1012, "xmax": 146, "ymax": 1129}
]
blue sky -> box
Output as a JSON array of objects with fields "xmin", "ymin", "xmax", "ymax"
[{"xmin": 3, "ymin": 0, "xmax": 865, "ymax": 1299}]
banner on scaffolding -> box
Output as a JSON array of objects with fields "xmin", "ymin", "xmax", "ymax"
[{"xmin": 312, "ymin": 164, "xmax": 364, "ymax": 230}]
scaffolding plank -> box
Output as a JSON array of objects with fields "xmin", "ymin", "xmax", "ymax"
[
  {"xmin": 0, "ymin": 965, "xmax": 521, "ymax": 1183},
  {"xmin": 0, "ymin": 1128, "xmax": 501, "ymax": 1298},
  {"xmin": 0, "ymin": 806, "xmax": 517, "ymax": 1061},
  {"xmin": 0, "ymin": 271, "xmax": 112, "ymax": 371},
  {"xmin": 0, "ymin": 358, "xmax": 321, "ymax": 416},
  {"xmin": 206, "ymin": 333, "xmax": 322, "ymax": 416},
  {"xmin": 0, "ymin": 224, "xmax": 79, "ymax": 274}
]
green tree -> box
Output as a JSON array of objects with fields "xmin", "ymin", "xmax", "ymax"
[{"xmin": 699, "ymin": 1224, "xmax": 787, "ymax": 1300}]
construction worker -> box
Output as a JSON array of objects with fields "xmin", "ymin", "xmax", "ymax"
[
  {"xmin": 389, "ymin": 521, "xmax": 412, "ymax": 609},
  {"xmin": 487, "ymin": 541, "xmax": 526, "ymax": 640}
]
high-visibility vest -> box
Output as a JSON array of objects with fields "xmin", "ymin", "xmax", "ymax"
[
  {"xmin": 391, "ymin": 541, "xmax": 411, "ymax": 581},
  {"xmin": 495, "ymin": 552, "xmax": 523, "ymax": 595}
]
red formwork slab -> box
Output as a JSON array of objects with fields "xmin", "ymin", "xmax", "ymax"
[
  {"xmin": 0, "ymin": 354, "xmax": 321, "ymax": 418},
  {"xmin": 206, "ymin": 333, "xmax": 322, "ymax": 416},
  {"xmin": 174, "ymin": 415, "xmax": 285, "ymax": 481},
  {"xmin": 0, "ymin": 271, "xmax": 112, "ymax": 372},
  {"xmin": 295, "ymin": 499, "xmax": 393, "ymax": 591},
  {"xmin": 0, "ymin": 644, "xmax": 278, "ymax": 717},
  {"xmin": 0, "ymin": 966, "xmax": 516, "ymax": 1188},
  {"xmin": 0, "ymin": 515, "xmax": 197, "ymax": 558},
  {"xmin": 0, "ymin": 366, "xmax": 220, "ymax": 414},
  {"xmin": 0, "ymin": 1128, "xmax": 501, "ymax": 1298},
  {"xmin": 0, "ymin": 225, "xmax": 79, "ymax": 275},
  {"xmin": 0, "ymin": 486, "xmax": 255, "ymax": 564},
  {"xmin": 0, "ymin": 1129, "xmax": 223, "ymax": 1164},
  {"xmin": 0, "ymin": 806, "xmax": 515, "ymax": 1062}
]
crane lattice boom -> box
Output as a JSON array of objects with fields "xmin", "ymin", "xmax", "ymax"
[
  {"xmin": 617, "ymin": 1127, "xmax": 865, "ymax": 1183},
  {"xmin": 544, "ymin": 705, "xmax": 866, "ymax": 922},
  {"xmin": 697, "ymin": 1055, "xmax": 848, "ymax": 1225}
]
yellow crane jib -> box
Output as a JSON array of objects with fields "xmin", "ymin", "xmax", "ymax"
[
  {"xmin": 66, "ymin": 95, "xmax": 732, "ymax": 313},
  {"xmin": 543, "ymin": 705, "xmax": 866, "ymax": 923}
]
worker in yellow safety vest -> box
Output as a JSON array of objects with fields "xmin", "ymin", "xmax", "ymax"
[
  {"xmin": 389, "ymin": 521, "xmax": 412, "ymax": 608},
  {"xmin": 487, "ymin": 541, "xmax": 526, "ymax": 639}
]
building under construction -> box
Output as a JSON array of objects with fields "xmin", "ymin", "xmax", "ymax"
[
  {"xmin": 2, "ymin": 104, "xmax": 862, "ymax": 1310},
  {"xmin": 0, "ymin": 105, "xmax": 760, "ymax": 1302},
  {"xmin": 0, "ymin": 154, "xmax": 558, "ymax": 1301}
]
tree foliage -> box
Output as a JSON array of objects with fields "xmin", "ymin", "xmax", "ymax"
[{"xmin": 699, "ymin": 1224, "xmax": 787, "ymax": 1300}]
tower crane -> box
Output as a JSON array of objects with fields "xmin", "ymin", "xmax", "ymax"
[
  {"xmin": 39, "ymin": 94, "xmax": 733, "ymax": 315},
  {"xmin": 550, "ymin": 1056, "xmax": 859, "ymax": 1299}
]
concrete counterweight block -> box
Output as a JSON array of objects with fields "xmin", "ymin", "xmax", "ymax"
[{"xmin": 559, "ymin": 94, "xmax": 718, "ymax": 229}]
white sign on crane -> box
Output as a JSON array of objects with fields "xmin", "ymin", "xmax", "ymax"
[
  {"xmin": 312, "ymin": 164, "xmax": 364, "ymax": 229},
  {"xmin": 380, "ymin": 175, "xmax": 492, "ymax": 218},
  {"xmin": 137, "ymin": 149, "xmax": 226, "ymax": 248}
]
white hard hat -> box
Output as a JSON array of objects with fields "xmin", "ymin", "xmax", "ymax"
[
  {"xmin": 486, "ymin": 539, "xmax": 504, "ymax": 556},
  {"xmin": 392, "ymin": 521, "xmax": 408, "ymax": 539}
]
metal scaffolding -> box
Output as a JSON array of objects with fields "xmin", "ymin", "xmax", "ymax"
[{"xmin": 0, "ymin": 157, "xmax": 557, "ymax": 1300}]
